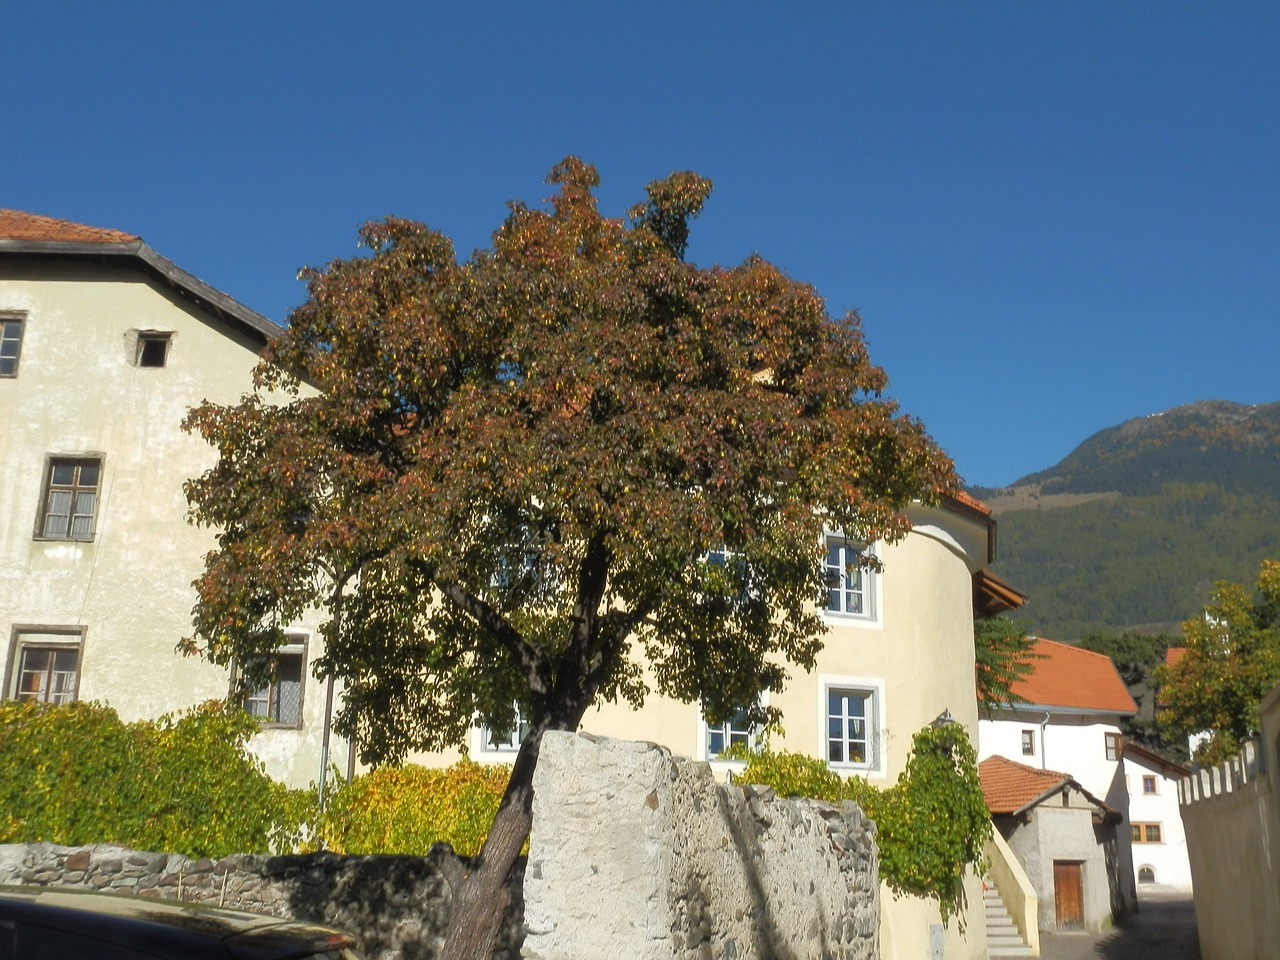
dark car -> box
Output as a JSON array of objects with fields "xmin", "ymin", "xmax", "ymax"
[{"xmin": 0, "ymin": 885, "xmax": 365, "ymax": 959}]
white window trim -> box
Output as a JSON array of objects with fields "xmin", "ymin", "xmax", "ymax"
[
  {"xmin": 819, "ymin": 674, "xmax": 888, "ymax": 779},
  {"xmin": 820, "ymin": 530, "xmax": 883, "ymax": 629},
  {"xmin": 695, "ymin": 692, "xmax": 770, "ymax": 771},
  {"xmin": 471, "ymin": 703, "xmax": 531, "ymax": 764}
]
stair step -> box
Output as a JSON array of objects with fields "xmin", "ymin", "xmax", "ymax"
[{"xmin": 982, "ymin": 879, "xmax": 1032, "ymax": 960}]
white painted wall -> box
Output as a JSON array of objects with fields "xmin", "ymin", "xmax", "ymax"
[
  {"xmin": 0, "ymin": 260, "xmax": 332, "ymax": 788},
  {"xmin": 1123, "ymin": 754, "xmax": 1192, "ymax": 890},
  {"xmin": 979, "ymin": 711, "xmax": 1127, "ymax": 800}
]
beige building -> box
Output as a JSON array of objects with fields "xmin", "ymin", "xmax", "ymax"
[
  {"xmin": 458, "ymin": 491, "xmax": 1022, "ymax": 960},
  {"xmin": 0, "ymin": 210, "xmax": 333, "ymax": 788}
]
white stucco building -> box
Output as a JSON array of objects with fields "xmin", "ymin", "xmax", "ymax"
[
  {"xmin": 1123, "ymin": 741, "xmax": 1192, "ymax": 890},
  {"xmin": 979, "ymin": 638, "xmax": 1141, "ymax": 930},
  {"xmin": 0, "ymin": 210, "xmax": 334, "ymax": 788}
]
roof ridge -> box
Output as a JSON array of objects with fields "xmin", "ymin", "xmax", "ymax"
[{"xmin": 0, "ymin": 209, "xmax": 140, "ymax": 244}]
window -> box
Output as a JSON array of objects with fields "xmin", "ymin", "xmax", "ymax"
[
  {"xmin": 135, "ymin": 332, "xmax": 171, "ymax": 368},
  {"xmin": 36, "ymin": 458, "xmax": 101, "ymax": 541},
  {"xmin": 1142, "ymin": 775, "xmax": 1157, "ymax": 795},
  {"xmin": 242, "ymin": 641, "xmax": 305, "ymax": 727},
  {"xmin": 1137, "ymin": 865, "xmax": 1156, "ymax": 883},
  {"xmin": 7, "ymin": 630, "xmax": 83, "ymax": 704},
  {"xmin": 1021, "ymin": 729, "xmax": 1035, "ymax": 756},
  {"xmin": 1105, "ymin": 732, "xmax": 1121, "ymax": 761},
  {"xmin": 706, "ymin": 707, "xmax": 759, "ymax": 759},
  {"xmin": 1131, "ymin": 822, "xmax": 1163, "ymax": 843},
  {"xmin": 824, "ymin": 682, "xmax": 882, "ymax": 771},
  {"xmin": 480, "ymin": 703, "xmax": 531, "ymax": 752},
  {"xmin": 0, "ymin": 312, "xmax": 24, "ymax": 377},
  {"xmin": 824, "ymin": 537, "xmax": 876, "ymax": 619}
]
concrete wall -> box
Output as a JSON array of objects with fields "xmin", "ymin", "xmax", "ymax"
[
  {"xmin": 0, "ymin": 260, "xmax": 333, "ymax": 787},
  {"xmin": 523, "ymin": 732, "xmax": 879, "ymax": 960},
  {"xmin": 995, "ymin": 784, "xmax": 1123, "ymax": 934},
  {"xmin": 0, "ymin": 842, "xmax": 524, "ymax": 960},
  {"xmin": 1179, "ymin": 683, "xmax": 1280, "ymax": 960}
]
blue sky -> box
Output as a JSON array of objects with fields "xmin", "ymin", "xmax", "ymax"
[{"xmin": 6, "ymin": 3, "xmax": 1277, "ymax": 487}]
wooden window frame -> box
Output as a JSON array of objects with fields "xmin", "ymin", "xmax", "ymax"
[
  {"xmin": 1104, "ymin": 731, "xmax": 1121, "ymax": 761},
  {"xmin": 1021, "ymin": 729, "xmax": 1036, "ymax": 756},
  {"xmin": 0, "ymin": 311, "xmax": 24, "ymax": 377},
  {"xmin": 5, "ymin": 627, "xmax": 86, "ymax": 704},
  {"xmin": 1131, "ymin": 822, "xmax": 1163, "ymax": 844},
  {"xmin": 34, "ymin": 456, "xmax": 103, "ymax": 542},
  {"xmin": 237, "ymin": 637, "xmax": 307, "ymax": 729}
]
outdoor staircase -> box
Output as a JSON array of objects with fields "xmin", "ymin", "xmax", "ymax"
[{"xmin": 984, "ymin": 881, "xmax": 1034, "ymax": 958}]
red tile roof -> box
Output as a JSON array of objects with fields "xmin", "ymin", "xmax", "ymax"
[
  {"xmin": 979, "ymin": 755, "xmax": 1119, "ymax": 820},
  {"xmin": 1006, "ymin": 638, "xmax": 1137, "ymax": 715},
  {"xmin": 1165, "ymin": 647, "xmax": 1187, "ymax": 669},
  {"xmin": 0, "ymin": 209, "xmax": 138, "ymax": 244},
  {"xmin": 948, "ymin": 489, "xmax": 992, "ymax": 517},
  {"xmin": 979, "ymin": 755, "xmax": 1073, "ymax": 815}
]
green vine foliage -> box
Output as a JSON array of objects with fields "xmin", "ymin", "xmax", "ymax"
[
  {"xmin": 317, "ymin": 761, "xmax": 510, "ymax": 857},
  {"xmin": 734, "ymin": 723, "xmax": 990, "ymax": 925},
  {"xmin": 0, "ymin": 700, "xmax": 310, "ymax": 858}
]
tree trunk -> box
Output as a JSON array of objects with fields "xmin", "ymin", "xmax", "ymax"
[{"xmin": 438, "ymin": 730, "xmax": 543, "ymax": 960}]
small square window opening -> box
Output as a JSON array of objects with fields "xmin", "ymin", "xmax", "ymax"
[
  {"xmin": 1021, "ymin": 729, "xmax": 1035, "ymax": 756},
  {"xmin": 136, "ymin": 333, "xmax": 171, "ymax": 368}
]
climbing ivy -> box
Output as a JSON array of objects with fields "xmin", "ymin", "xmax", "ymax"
[
  {"xmin": 317, "ymin": 760, "xmax": 511, "ymax": 857},
  {"xmin": 734, "ymin": 722, "xmax": 990, "ymax": 925},
  {"xmin": 0, "ymin": 700, "xmax": 310, "ymax": 858}
]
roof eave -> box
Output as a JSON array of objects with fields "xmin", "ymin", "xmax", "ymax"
[
  {"xmin": 941, "ymin": 494, "xmax": 997, "ymax": 563},
  {"xmin": 1001, "ymin": 701, "xmax": 1138, "ymax": 719},
  {"xmin": 0, "ymin": 238, "xmax": 282, "ymax": 344}
]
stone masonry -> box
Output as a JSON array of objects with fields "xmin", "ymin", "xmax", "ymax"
[
  {"xmin": 0, "ymin": 842, "xmax": 523, "ymax": 960},
  {"xmin": 523, "ymin": 732, "xmax": 879, "ymax": 960}
]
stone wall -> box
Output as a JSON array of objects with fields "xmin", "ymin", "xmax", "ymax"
[
  {"xmin": 0, "ymin": 842, "xmax": 524, "ymax": 960},
  {"xmin": 523, "ymin": 732, "xmax": 879, "ymax": 960}
]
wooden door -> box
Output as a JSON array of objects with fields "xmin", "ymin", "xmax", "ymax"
[{"xmin": 1053, "ymin": 861, "xmax": 1084, "ymax": 928}]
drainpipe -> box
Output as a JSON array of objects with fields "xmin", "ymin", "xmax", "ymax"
[
  {"xmin": 1040, "ymin": 712, "xmax": 1051, "ymax": 769},
  {"xmin": 318, "ymin": 673, "xmax": 336, "ymax": 809}
]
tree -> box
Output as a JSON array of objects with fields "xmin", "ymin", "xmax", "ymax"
[
  {"xmin": 1080, "ymin": 630, "xmax": 1187, "ymax": 760},
  {"xmin": 1157, "ymin": 559, "xmax": 1280, "ymax": 764},
  {"xmin": 973, "ymin": 614, "xmax": 1036, "ymax": 715},
  {"xmin": 183, "ymin": 159, "xmax": 955, "ymax": 959}
]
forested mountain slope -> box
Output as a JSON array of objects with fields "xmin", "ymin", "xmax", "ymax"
[{"xmin": 971, "ymin": 401, "xmax": 1280, "ymax": 639}]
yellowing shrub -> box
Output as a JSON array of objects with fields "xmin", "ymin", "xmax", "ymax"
[{"xmin": 319, "ymin": 761, "xmax": 510, "ymax": 857}]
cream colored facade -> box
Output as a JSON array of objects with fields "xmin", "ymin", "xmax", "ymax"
[
  {"xmin": 0, "ymin": 228, "xmax": 332, "ymax": 788},
  {"xmin": 455, "ymin": 499, "xmax": 1000, "ymax": 960}
]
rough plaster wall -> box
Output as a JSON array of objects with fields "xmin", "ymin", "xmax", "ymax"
[
  {"xmin": 523, "ymin": 732, "xmax": 879, "ymax": 960},
  {"xmin": 1008, "ymin": 804, "xmax": 1114, "ymax": 934}
]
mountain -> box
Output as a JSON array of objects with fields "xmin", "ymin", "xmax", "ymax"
[{"xmin": 970, "ymin": 401, "xmax": 1280, "ymax": 639}]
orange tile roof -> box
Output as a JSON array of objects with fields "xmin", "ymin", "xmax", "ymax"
[
  {"xmin": 1165, "ymin": 647, "xmax": 1187, "ymax": 669},
  {"xmin": 948, "ymin": 489, "xmax": 992, "ymax": 517},
  {"xmin": 0, "ymin": 209, "xmax": 138, "ymax": 244},
  {"xmin": 1006, "ymin": 638, "xmax": 1137, "ymax": 715},
  {"xmin": 979, "ymin": 755, "xmax": 1073, "ymax": 814}
]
